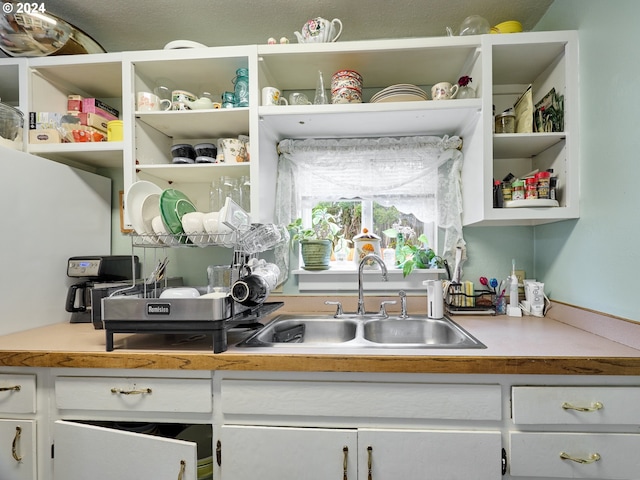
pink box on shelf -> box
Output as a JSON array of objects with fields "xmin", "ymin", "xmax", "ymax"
[{"xmin": 81, "ymin": 98, "xmax": 119, "ymax": 121}]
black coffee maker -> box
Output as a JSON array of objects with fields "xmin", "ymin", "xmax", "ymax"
[{"xmin": 66, "ymin": 256, "xmax": 140, "ymax": 323}]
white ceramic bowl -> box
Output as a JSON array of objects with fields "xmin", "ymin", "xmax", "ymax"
[
  {"xmin": 181, "ymin": 211, "xmax": 207, "ymax": 244},
  {"xmin": 159, "ymin": 287, "xmax": 201, "ymax": 299},
  {"xmin": 203, "ymin": 211, "xmax": 220, "ymax": 242},
  {"xmin": 151, "ymin": 215, "xmax": 170, "ymax": 244}
]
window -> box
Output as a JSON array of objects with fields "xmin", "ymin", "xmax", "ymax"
[{"xmin": 275, "ymin": 136, "xmax": 465, "ymax": 281}]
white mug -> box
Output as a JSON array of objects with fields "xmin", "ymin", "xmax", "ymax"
[
  {"xmin": 262, "ymin": 87, "xmax": 288, "ymax": 106},
  {"xmin": 288, "ymin": 92, "xmax": 311, "ymax": 105},
  {"xmin": 137, "ymin": 91, "xmax": 171, "ymax": 111},
  {"xmin": 431, "ymin": 82, "xmax": 459, "ymax": 100}
]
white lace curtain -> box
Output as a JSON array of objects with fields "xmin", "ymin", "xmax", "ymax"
[{"xmin": 274, "ymin": 136, "xmax": 466, "ymax": 278}]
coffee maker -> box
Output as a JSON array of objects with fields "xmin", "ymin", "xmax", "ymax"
[{"xmin": 66, "ymin": 256, "xmax": 140, "ymax": 324}]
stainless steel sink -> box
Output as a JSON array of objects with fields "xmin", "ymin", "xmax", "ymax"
[{"xmin": 236, "ymin": 314, "xmax": 485, "ymax": 349}]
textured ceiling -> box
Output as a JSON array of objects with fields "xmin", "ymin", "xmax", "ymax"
[{"xmin": 27, "ymin": 0, "xmax": 553, "ymax": 53}]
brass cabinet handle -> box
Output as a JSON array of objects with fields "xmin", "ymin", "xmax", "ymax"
[
  {"xmin": 0, "ymin": 385, "xmax": 21, "ymax": 392},
  {"xmin": 216, "ymin": 440, "xmax": 222, "ymax": 466},
  {"xmin": 562, "ymin": 401, "xmax": 603, "ymax": 412},
  {"xmin": 110, "ymin": 387, "xmax": 152, "ymax": 395},
  {"xmin": 560, "ymin": 452, "xmax": 601, "ymax": 464},
  {"xmin": 12, "ymin": 426, "xmax": 22, "ymax": 462},
  {"xmin": 367, "ymin": 446, "xmax": 373, "ymax": 480},
  {"xmin": 177, "ymin": 459, "xmax": 186, "ymax": 480},
  {"xmin": 342, "ymin": 446, "xmax": 348, "ymax": 480}
]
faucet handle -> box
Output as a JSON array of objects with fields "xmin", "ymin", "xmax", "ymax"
[
  {"xmin": 379, "ymin": 300, "xmax": 397, "ymax": 317},
  {"xmin": 324, "ymin": 300, "xmax": 344, "ymax": 317}
]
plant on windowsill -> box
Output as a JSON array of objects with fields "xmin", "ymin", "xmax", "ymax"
[
  {"xmin": 384, "ymin": 229, "xmax": 444, "ymax": 277},
  {"xmin": 288, "ymin": 207, "xmax": 342, "ymax": 270}
]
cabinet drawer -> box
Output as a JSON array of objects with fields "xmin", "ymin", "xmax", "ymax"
[
  {"xmin": 0, "ymin": 374, "xmax": 36, "ymax": 414},
  {"xmin": 222, "ymin": 379, "xmax": 501, "ymax": 421},
  {"xmin": 55, "ymin": 376, "xmax": 212, "ymax": 413},
  {"xmin": 510, "ymin": 432, "xmax": 640, "ymax": 479},
  {"xmin": 512, "ymin": 386, "xmax": 640, "ymax": 425}
]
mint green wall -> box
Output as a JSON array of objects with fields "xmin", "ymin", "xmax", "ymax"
[{"xmin": 532, "ymin": 1, "xmax": 640, "ymax": 321}]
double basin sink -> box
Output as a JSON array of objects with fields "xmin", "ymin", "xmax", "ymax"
[{"xmin": 236, "ymin": 314, "xmax": 486, "ymax": 349}]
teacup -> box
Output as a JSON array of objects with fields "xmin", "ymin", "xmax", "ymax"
[
  {"xmin": 171, "ymin": 89, "xmax": 197, "ymax": 110},
  {"xmin": 288, "ymin": 92, "xmax": 311, "ymax": 105},
  {"xmin": 262, "ymin": 87, "xmax": 288, "ymax": 106},
  {"xmin": 137, "ymin": 91, "xmax": 171, "ymax": 112},
  {"xmin": 431, "ymin": 82, "xmax": 459, "ymax": 100}
]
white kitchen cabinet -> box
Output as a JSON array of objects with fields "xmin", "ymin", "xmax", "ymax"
[
  {"xmin": 510, "ymin": 385, "xmax": 640, "ymax": 479},
  {"xmin": 50, "ymin": 370, "xmax": 214, "ymax": 480},
  {"xmin": 26, "ymin": 53, "xmax": 124, "ymax": 169},
  {"xmin": 219, "ymin": 376, "xmax": 503, "ymax": 480},
  {"xmin": 0, "ymin": 374, "xmax": 38, "ymax": 480},
  {"xmin": 122, "ymin": 46, "xmax": 257, "ymax": 219},
  {"xmin": 221, "ymin": 424, "xmax": 501, "ymax": 480}
]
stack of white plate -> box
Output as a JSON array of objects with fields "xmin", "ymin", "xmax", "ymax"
[{"xmin": 370, "ymin": 84, "xmax": 429, "ymax": 103}]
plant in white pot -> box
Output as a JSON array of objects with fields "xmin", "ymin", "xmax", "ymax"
[{"xmin": 288, "ymin": 208, "xmax": 342, "ymax": 270}]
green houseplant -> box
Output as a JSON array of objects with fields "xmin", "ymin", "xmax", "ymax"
[
  {"xmin": 288, "ymin": 208, "xmax": 342, "ymax": 269},
  {"xmin": 384, "ymin": 229, "xmax": 444, "ymax": 277}
]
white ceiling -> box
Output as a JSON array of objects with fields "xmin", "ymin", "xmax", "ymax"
[{"xmin": 36, "ymin": 0, "xmax": 553, "ymax": 53}]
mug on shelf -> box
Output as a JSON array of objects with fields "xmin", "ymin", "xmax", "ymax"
[
  {"xmin": 262, "ymin": 87, "xmax": 288, "ymax": 106},
  {"xmin": 107, "ymin": 120, "xmax": 123, "ymax": 141},
  {"xmin": 431, "ymin": 82, "xmax": 459, "ymax": 100},
  {"xmin": 288, "ymin": 92, "xmax": 312, "ymax": 105},
  {"xmin": 137, "ymin": 91, "xmax": 171, "ymax": 112}
]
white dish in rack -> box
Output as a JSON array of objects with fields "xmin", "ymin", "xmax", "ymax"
[{"xmin": 125, "ymin": 181, "xmax": 163, "ymax": 243}]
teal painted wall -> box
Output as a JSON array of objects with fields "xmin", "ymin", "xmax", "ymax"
[{"xmin": 532, "ymin": 1, "xmax": 640, "ymax": 321}]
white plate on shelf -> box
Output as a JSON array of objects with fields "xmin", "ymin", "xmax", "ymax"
[{"xmin": 125, "ymin": 181, "xmax": 163, "ymax": 242}]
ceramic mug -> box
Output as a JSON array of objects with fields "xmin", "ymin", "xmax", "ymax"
[
  {"xmin": 137, "ymin": 91, "xmax": 171, "ymax": 112},
  {"xmin": 288, "ymin": 92, "xmax": 311, "ymax": 105},
  {"xmin": 171, "ymin": 89, "xmax": 197, "ymax": 110},
  {"xmin": 262, "ymin": 87, "xmax": 288, "ymax": 106},
  {"xmin": 431, "ymin": 82, "xmax": 459, "ymax": 100},
  {"xmin": 218, "ymin": 138, "xmax": 245, "ymax": 163},
  {"xmin": 107, "ymin": 120, "xmax": 123, "ymax": 141}
]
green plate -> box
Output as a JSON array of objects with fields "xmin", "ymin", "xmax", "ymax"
[{"xmin": 159, "ymin": 189, "xmax": 197, "ymax": 241}]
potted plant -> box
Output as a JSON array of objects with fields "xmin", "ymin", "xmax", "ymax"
[
  {"xmin": 288, "ymin": 207, "xmax": 342, "ymax": 269},
  {"xmin": 384, "ymin": 228, "xmax": 444, "ymax": 277}
]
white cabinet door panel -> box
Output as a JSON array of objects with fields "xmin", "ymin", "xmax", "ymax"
[
  {"xmin": 53, "ymin": 420, "xmax": 197, "ymax": 480},
  {"xmin": 0, "ymin": 419, "xmax": 36, "ymax": 480},
  {"xmin": 358, "ymin": 428, "xmax": 502, "ymax": 480},
  {"xmin": 221, "ymin": 425, "xmax": 357, "ymax": 480},
  {"xmin": 510, "ymin": 432, "xmax": 640, "ymax": 479}
]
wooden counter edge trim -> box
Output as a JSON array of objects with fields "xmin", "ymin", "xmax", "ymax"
[{"xmin": 1, "ymin": 351, "xmax": 640, "ymax": 375}]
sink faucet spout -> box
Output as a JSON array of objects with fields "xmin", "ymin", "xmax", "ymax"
[{"xmin": 357, "ymin": 253, "xmax": 388, "ymax": 315}]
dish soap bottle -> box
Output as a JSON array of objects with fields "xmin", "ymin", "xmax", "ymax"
[{"xmin": 507, "ymin": 258, "xmax": 522, "ymax": 317}]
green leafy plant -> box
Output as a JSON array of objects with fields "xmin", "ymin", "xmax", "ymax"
[
  {"xmin": 384, "ymin": 230, "xmax": 444, "ymax": 277},
  {"xmin": 288, "ymin": 207, "xmax": 342, "ymax": 245}
]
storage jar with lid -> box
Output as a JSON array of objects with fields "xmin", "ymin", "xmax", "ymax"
[{"xmin": 495, "ymin": 111, "xmax": 515, "ymax": 134}]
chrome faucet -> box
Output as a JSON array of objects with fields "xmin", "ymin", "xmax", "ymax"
[{"xmin": 357, "ymin": 253, "xmax": 388, "ymax": 315}]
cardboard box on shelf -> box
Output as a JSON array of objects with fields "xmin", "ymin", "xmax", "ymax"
[
  {"xmin": 81, "ymin": 98, "xmax": 119, "ymax": 121},
  {"xmin": 67, "ymin": 94, "xmax": 84, "ymax": 113},
  {"xmin": 29, "ymin": 112, "xmax": 65, "ymax": 130},
  {"xmin": 29, "ymin": 129, "xmax": 61, "ymax": 144},
  {"xmin": 69, "ymin": 112, "xmax": 109, "ymax": 132}
]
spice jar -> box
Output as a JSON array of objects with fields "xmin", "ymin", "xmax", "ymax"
[
  {"xmin": 502, "ymin": 182, "xmax": 512, "ymax": 202},
  {"xmin": 536, "ymin": 171, "xmax": 551, "ymax": 199},
  {"xmin": 495, "ymin": 111, "xmax": 516, "ymax": 133},
  {"xmin": 525, "ymin": 177, "xmax": 538, "ymax": 199},
  {"xmin": 512, "ymin": 180, "xmax": 525, "ymax": 200}
]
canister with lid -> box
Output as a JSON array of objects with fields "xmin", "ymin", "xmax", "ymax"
[{"xmin": 495, "ymin": 111, "xmax": 515, "ymax": 133}]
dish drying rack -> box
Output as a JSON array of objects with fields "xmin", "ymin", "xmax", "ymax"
[
  {"xmin": 444, "ymin": 282, "xmax": 496, "ymax": 315},
  {"xmin": 100, "ymin": 222, "xmax": 288, "ymax": 352}
]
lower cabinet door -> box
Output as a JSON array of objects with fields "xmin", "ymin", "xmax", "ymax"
[
  {"xmin": 0, "ymin": 419, "xmax": 36, "ymax": 480},
  {"xmin": 358, "ymin": 428, "xmax": 503, "ymax": 480},
  {"xmin": 53, "ymin": 420, "xmax": 198, "ymax": 480},
  {"xmin": 221, "ymin": 425, "xmax": 358, "ymax": 480},
  {"xmin": 510, "ymin": 432, "xmax": 640, "ymax": 479}
]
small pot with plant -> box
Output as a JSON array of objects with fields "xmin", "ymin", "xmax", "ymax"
[
  {"xmin": 384, "ymin": 227, "xmax": 444, "ymax": 277},
  {"xmin": 288, "ymin": 207, "xmax": 343, "ymax": 270}
]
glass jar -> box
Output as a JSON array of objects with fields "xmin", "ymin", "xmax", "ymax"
[
  {"xmin": 495, "ymin": 112, "xmax": 515, "ymax": 133},
  {"xmin": 512, "ymin": 180, "xmax": 525, "ymax": 200},
  {"xmin": 233, "ymin": 68, "xmax": 249, "ymax": 107},
  {"xmin": 525, "ymin": 177, "xmax": 538, "ymax": 199},
  {"xmin": 502, "ymin": 182, "xmax": 512, "ymax": 202},
  {"xmin": 536, "ymin": 171, "xmax": 551, "ymax": 199},
  {"xmin": 221, "ymin": 91, "xmax": 236, "ymax": 108}
]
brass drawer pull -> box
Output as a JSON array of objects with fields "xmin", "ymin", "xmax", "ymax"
[
  {"xmin": 560, "ymin": 452, "xmax": 601, "ymax": 464},
  {"xmin": 12, "ymin": 426, "xmax": 22, "ymax": 462},
  {"xmin": 367, "ymin": 446, "xmax": 373, "ymax": 480},
  {"xmin": 177, "ymin": 459, "xmax": 186, "ymax": 480},
  {"xmin": 343, "ymin": 446, "xmax": 348, "ymax": 480},
  {"xmin": 0, "ymin": 385, "xmax": 21, "ymax": 392},
  {"xmin": 562, "ymin": 401, "xmax": 603, "ymax": 412},
  {"xmin": 110, "ymin": 387, "xmax": 152, "ymax": 395}
]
